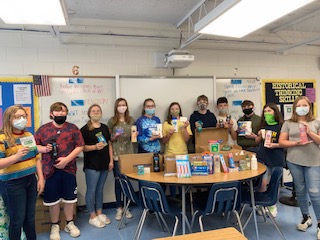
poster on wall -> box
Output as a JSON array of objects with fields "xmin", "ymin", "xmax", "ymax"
[{"xmin": 262, "ymin": 79, "xmax": 316, "ymax": 120}]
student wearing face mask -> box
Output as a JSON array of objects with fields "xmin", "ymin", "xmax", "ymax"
[
  {"xmin": 237, "ymin": 100, "xmax": 261, "ymax": 153},
  {"xmin": 80, "ymin": 104, "xmax": 113, "ymax": 228},
  {"xmin": 216, "ymin": 97, "xmax": 237, "ymax": 145},
  {"xmin": 35, "ymin": 102, "xmax": 84, "ymax": 240},
  {"xmin": 107, "ymin": 98, "xmax": 135, "ymax": 221},
  {"xmin": 279, "ymin": 96, "xmax": 320, "ymax": 239},
  {"xmin": 163, "ymin": 102, "xmax": 192, "ymax": 155},
  {"xmin": 0, "ymin": 105, "xmax": 44, "ymax": 240},
  {"xmin": 254, "ymin": 103, "xmax": 285, "ymax": 218},
  {"xmin": 190, "ymin": 95, "xmax": 217, "ymax": 134},
  {"xmin": 136, "ymin": 98, "xmax": 161, "ymax": 153}
]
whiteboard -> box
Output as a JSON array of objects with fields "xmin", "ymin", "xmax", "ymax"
[
  {"xmin": 215, "ymin": 78, "xmax": 261, "ymax": 120},
  {"xmin": 119, "ymin": 77, "xmax": 214, "ymax": 122},
  {"xmin": 39, "ymin": 77, "xmax": 116, "ymax": 127}
]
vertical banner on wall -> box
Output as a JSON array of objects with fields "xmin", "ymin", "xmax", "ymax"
[{"xmin": 262, "ymin": 79, "xmax": 316, "ymax": 120}]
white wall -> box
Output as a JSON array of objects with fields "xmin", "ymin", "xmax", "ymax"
[{"xmin": 1, "ymin": 31, "xmax": 320, "ymax": 205}]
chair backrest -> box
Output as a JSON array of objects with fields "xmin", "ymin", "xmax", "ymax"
[
  {"xmin": 138, "ymin": 180, "xmax": 171, "ymax": 215},
  {"xmin": 119, "ymin": 173, "xmax": 140, "ymax": 206},
  {"xmin": 205, "ymin": 181, "xmax": 241, "ymax": 215},
  {"xmin": 264, "ymin": 167, "xmax": 283, "ymax": 206}
]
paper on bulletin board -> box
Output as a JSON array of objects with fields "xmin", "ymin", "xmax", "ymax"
[
  {"xmin": 13, "ymin": 84, "xmax": 32, "ymax": 104},
  {"xmin": 0, "ymin": 85, "xmax": 2, "ymax": 106},
  {"xmin": 23, "ymin": 106, "xmax": 32, "ymax": 127},
  {"xmin": 0, "ymin": 108, "xmax": 2, "ymax": 127}
]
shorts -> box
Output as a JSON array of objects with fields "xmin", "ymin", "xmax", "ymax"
[{"xmin": 43, "ymin": 169, "xmax": 77, "ymax": 206}]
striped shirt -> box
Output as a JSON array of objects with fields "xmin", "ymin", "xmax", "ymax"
[{"xmin": 0, "ymin": 131, "xmax": 38, "ymax": 181}]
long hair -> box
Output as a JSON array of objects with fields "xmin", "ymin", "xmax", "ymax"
[
  {"xmin": 259, "ymin": 102, "xmax": 284, "ymax": 128},
  {"xmin": 111, "ymin": 98, "xmax": 130, "ymax": 126},
  {"xmin": 166, "ymin": 102, "xmax": 182, "ymax": 125},
  {"xmin": 290, "ymin": 96, "xmax": 314, "ymax": 122},
  {"xmin": 0, "ymin": 105, "xmax": 27, "ymax": 147},
  {"xmin": 141, "ymin": 98, "xmax": 155, "ymax": 115},
  {"xmin": 86, "ymin": 104, "xmax": 102, "ymax": 131}
]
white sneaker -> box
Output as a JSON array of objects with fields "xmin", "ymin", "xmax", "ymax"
[
  {"xmin": 297, "ymin": 216, "xmax": 312, "ymax": 231},
  {"xmin": 98, "ymin": 214, "xmax": 111, "ymax": 225},
  {"xmin": 89, "ymin": 216, "xmax": 106, "ymax": 228},
  {"xmin": 115, "ymin": 208, "xmax": 123, "ymax": 221},
  {"xmin": 125, "ymin": 209, "xmax": 133, "ymax": 219},
  {"xmin": 64, "ymin": 221, "xmax": 81, "ymax": 237},
  {"xmin": 267, "ymin": 205, "xmax": 278, "ymax": 218},
  {"xmin": 317, "ymin": 227, "xmax": 320, "ymax": 240},
  {"xmin": 256, "ymin": 206, "xmax": 266, "ymax": 216},
  {"xmin": 50, "ymin": 224, "xmax": 61, "ymax": 240}
]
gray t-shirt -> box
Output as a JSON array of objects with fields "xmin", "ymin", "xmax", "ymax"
[{"xmin": 281, "ymin": 119, "xmax": 320, "ymax": 166}]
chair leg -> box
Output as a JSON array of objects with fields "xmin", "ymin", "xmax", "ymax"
[
  {"xmin": 190, "ymin": 210, "xmax": 199, "ymax": 229},
  {"xmin": 266, "ymin": 211, "xmax": 286, "ymax": 239},
  {"xmin": 189, "ymin": 189, "xmax": 194, "ymax": 215},
  {"xmin": 118, "ymin": 199, "xmax": 131, "ymax": 230},
  {"xmin": 242, "ymin": 209, "xmax": 253, "ymax": 230},
  {"xmin": 158, "ymin": 212, "xmax": 171, "ymax": 234},
  {"xmin": 133, "ymin": 209, "xmax": 148, "ymax": 240},
  {"xmin": 233, "ymin": 210, "xmax": 245, "ymax": 235},
  {"xmin": 239, "ymin": 203, "xmax": 247, "ymax": 219},
  {"xmin": 172, "ymin": 216, "xmax": 179, "ymax": 236},
  {"xmin": 154, "ymin": 212, "xmax": 166, "ymax": 232},
  {"xmin": 199, "ymin": 215, "xmax": 204, "ymax": 232}
]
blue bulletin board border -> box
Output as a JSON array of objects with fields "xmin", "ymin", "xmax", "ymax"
[{"xmin": 0, "ymin": 77, "xmax": 39, "ymax": 134}]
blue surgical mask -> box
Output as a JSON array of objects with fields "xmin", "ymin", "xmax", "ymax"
[
  {"xmin": 296, "ymin": 106, "xmax": 309, "ymax": 116},
  {"xmin": 145, "ymin": 108, "xmax": 155, "ymax": 115},
  {"xmin": 13, "ymin": 117, "xmax": 27, "ymax": 130}
]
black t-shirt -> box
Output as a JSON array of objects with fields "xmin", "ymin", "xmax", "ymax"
[
  {"xmin": 80, "ymin": 123, "xmax": 111, "ymax": 171},
  {"xmin": 257, "ymin": 124, "xmax": 285, "ymax": 168}
]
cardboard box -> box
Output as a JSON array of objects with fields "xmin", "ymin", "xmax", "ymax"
[
  {"xmin": 194, "ymin": 127, "xmax": 228, "ymax": 153},
  {"xmin": 35, "ymin": 198, "xmax": 77, "ymax": 233},
  {"xmin": 118, "ymin": 153, "xmax": 164, "ymax": 174}
]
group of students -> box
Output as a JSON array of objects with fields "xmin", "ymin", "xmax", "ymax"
[{"xmin": 0, "ymin": 94, "xmax": 320, "ymax": 240}]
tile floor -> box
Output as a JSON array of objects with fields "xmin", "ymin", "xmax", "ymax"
[{"xmin": 36, "ymin": 187, "xmax": 318, "ymax": 240}]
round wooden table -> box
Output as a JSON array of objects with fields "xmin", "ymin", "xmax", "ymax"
[{"xmin": 126, "ymin": 163, "xmax": 266, "ymax": 239}]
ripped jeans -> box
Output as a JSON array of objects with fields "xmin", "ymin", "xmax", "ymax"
[{"xmin": 287, "ymin": 161, "xmax": 320, "ymax": 221}]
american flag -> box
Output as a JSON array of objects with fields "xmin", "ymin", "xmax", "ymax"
[{"xmin": 33, "ymin": 75, "xmax": 51, "ymax": 96}]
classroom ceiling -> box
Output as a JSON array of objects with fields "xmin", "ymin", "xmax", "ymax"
[{"xmin": 1, "ymin": 0, "xmax": 320, "ymax": 54}]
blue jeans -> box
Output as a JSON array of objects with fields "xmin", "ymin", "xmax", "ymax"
[
  {"xmin": 287, "ymin": 162, "xmax": 320, "ymax": 220},
  {"xmin": 85, "ymin": 169, "xmax": 108, "ymax": 214},
  {"xmin": 113, "ymin": 161, "xmax": 122, "ymax": 208},
  {"xmin": 0, "ymin": 174, "xmax": 37, "ymax": 240}
]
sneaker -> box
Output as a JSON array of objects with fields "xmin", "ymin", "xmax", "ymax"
[
  {"xmin": 317, "ymin": 227, "xmax": 320, "ymax": 240},
  {"xmin": 98, "ymin": 214, "xmax": 111, "ymax": 225},
  {"xmin": 267, "ymin": 205, "xmax": 278, "ymax": 218},
  {"xmin": 297, "ymin": 215, "xmax": 312, "ymax": 231},
  {"xmin": 115, "ymin": 208, "xmax": 123, "ymax": 221},
  {"xmin": 64, "ymin": 221, "xmax": 81, "ymax": 237},
  {"xmin": 89, "ymin": 216, "xmax": 106, "ymax": 228},
  {"xmin": 50, "ymin": 224, "xmax": 61, "ymax": 240},
  {"xmin": 256, "ymin": 206, "xmax": 266, "ymax": 216},
  {"xmin": 125, "ymin": 209, "xmax": 133, "ymax": 219}
]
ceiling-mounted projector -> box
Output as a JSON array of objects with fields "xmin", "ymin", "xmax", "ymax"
[{"xmin": 164, "ymin": 50, "xmax": 194, "ymax": 68}]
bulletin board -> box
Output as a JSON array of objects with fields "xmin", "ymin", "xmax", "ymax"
[
  {"xmin": 262, "ymin": 79, "xmax": 316, "ymax": 120},
  {"xmin": 0, "ymin": 77, "xmax": 39, "ymax": 134},
  {"xmin": 215, "ymin": 78, "xmax": 261, "ymax": 120},
  {"xmin": 39, "ymin": 77, "xmax": 116, "ymax": 128}
]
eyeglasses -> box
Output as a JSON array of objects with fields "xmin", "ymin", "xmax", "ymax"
[{"xmin": 13, "ymin": 114, "xmax": 28, "ymax": 119}]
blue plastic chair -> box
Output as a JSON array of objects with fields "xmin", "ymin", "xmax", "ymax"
[
  {"xmin": 241, "ymin": 167, "xmax": 285, "ymax": 239},
  {"xmin": 190, "ymin": 181, "xmax": 244, "ymax": 234},
  {"xmin": 134, "ymin": 180, "xmax": 189, "ymax": 240},
  {"xmin": 118, "ymin": 173, "xmax": 141, "ymax": 230}
]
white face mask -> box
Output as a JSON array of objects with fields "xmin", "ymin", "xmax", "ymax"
[
  {"xmin": 13, "ymin": 117, "xmax": 27, "ymax": 130},
  {"xmin": 296, "ymin": 106, "xmax": 310, "ymax": 116},
  {"xmin": 117, "ymin": 106, "xmax": 127, "ymax": 114}
]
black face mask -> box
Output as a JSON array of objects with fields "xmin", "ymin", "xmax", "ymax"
[
  {"xmin": 53, "ymin": 115, "xmax": 67, "ymax": 125},
  {"xmin": 243, "ymin": 108, "xmax": 253, "ymax": 115}
]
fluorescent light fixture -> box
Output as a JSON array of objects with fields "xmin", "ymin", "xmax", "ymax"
[
  {"xmin": 0, "ymin": 0, "xmax": 67, "ymax": 25},
  {"xmin": 194, "ymin": 0, "xmax": 315, "ymax": 38}
]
